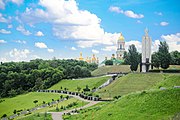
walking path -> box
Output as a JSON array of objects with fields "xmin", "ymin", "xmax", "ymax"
[{"xmin": 48, "ymin": 94, "xmax": 101, "ymax": 120}]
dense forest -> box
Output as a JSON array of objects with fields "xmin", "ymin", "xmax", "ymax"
[{"xmin": 0, "ymin": 59, "xmax": 98, "ymax": 98}]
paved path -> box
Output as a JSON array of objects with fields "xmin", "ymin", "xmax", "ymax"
[{"xmin": 49, "ymin": 94, "xmax": 101, "ymax": 120}]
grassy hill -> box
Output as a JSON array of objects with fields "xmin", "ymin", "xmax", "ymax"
[
  {"xmin": 96, "ymin": 73, "xmax": 166, "ymax": 99},
  {"xmin": 64, "ymin": 89, "xmax": 180, "ymax": 120},
  {"xmin": 49, "ymin": 76, "xmax": 111, "ymax": 92},
  {"xmin": 153, "ymin": 74, "xmax": 180, "ymax": 89},
  {"xmin": 0, "ymin": 92, "xmax": 86, "ymax": 118},
  {"xmin": 91, "ymin": 65, "xmax": 132, "ymax": 76}
]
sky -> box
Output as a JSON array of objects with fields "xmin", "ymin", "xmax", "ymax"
[{"xmin": 0, "ymin": 0, "xmax": 180, "ymax": 62}]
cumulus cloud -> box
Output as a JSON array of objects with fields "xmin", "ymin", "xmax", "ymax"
[
  {"xmin": 11, "ymin": 0, "xmax": 23, "ymax": 5},
  {"xmin": 14, "ymin": 40, "xmax": 26, "ymax": 44},
  {"xmin": 0, "ymin": 29, "xmax": 11, "ymax": 34},
  {"xmin": 0, "ymin": 39, "xmax": 7, "ymax": 44},
  {"xmin": 0, "ymin": 0, "xmax": 5, "ymax": 9},
  {"xmin": 9, "ymin": 48, "xmax": 30, "ymax": 61},
  {"xmin": 16, "ymin": 25, "xmax": 32, "ymax": 35},
  {"xmin": 35, "ymin": 31, "xmax": 44, "ymax": 36},
  {"xmin": 35, "ymin": 42, "xmax": 47, "ymax": 48},
  {"xmin": 20, "ymin": 0, "xmax": 120, "ymax": 48},
  {"xmin": 92, "ymin": 49, "xmax": 99, "ymax": 54},
  {"xmin": 109, "ymin": 6, "xmax": 144, "ymax": 19},
  {"xmin": 47, "ymin": 48, "xmax": 54, "ymax": 53},
  {"xmin": 161, "ymin": 33, "xmax": 180, "ymax": 52},
  {"xmin": 71, "ymin": 47, "xmax": 77, "ymax": 50},
  {"xmin": 160, "ymin": 22, "xmax": 169, "ymax": 26}
]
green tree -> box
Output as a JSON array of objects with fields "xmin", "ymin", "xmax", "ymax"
[
  {"xmin": 74, "ymin": 65, "xmax": 82, "ymax": 78},
  {"xmin": 170, "ymin": 51, "xmax": 180, "ymax": 65},
  {"xmin": 151, "ymin": 52, "xmax": 160, "ymax": 69},
  {"xmin": 127, "ymin": 44, "xmax": 140, "ymax": 71},
  {"xmin": 33, "ymin": 100, "xmax": 38, "ymax": 106},
  {"xmin": 158, "ymin": 41, "xmax": 171, "ymax": 69},
  {"xmin": 105, "ymin": 60, "xmax": 113, "ymax": 65}
]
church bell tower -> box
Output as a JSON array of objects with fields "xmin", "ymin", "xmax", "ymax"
[{"xmin": 116, "ymin": 33, "xmax": 125, "ymax": 60}]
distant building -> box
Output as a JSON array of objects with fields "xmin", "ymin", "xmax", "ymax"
[
  {"xmin": 116, "ymin": 33, "xmax": 126, "ymax": 60},
  {"xmin": 77, "ymin": 52, "xmax": 99, "ymax": 64},
  {"xmin": 100, "ymin": 33, "xmax": 125, "ymax": 66}
]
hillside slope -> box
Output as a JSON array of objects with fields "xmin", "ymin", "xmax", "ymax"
[
  {"xmin": 91, "ymin": 65, "xmax": 131, "ymax": 76},
  {"xmin": 96, "ymin": 73, "xmax": 165, "ymax": 99},
  {"xmin": 49, "ymin": 76, "xmax": 111, "ymax": 92},
  {"xmin": 65, "ymin": 89, "xmax": 180, "ymax": 120}
]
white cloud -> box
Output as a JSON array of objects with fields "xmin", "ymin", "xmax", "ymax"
[
  {"xmin": 11, "ymin": 0, "xmax": 23, "ymax": 5},
  {"xmin": 8, "ymin": 24, "xmax": 13, "ymax": 28},
  {"xmin": 101, "ymin": 46, "xmax": 116, "ymax": 51},
  {"xmin": 92, "ymin": 49, "xmax": 99, "ymax": 54},
  {"xmin": 109, "ymin": 6, "xmax": 123, "ymax": 13},
  {"xmin": 155, "ymin": 12, "xmax": 163, "ymax": 16},
  {"xmin": 0, "ymin": 29, "xmax": 11, "ymax": 34},
  {"xmin": 9, "ymin": 48, "xmax": 30, "ymax": 61},
  {"xmin": 0, "ymin": 57, "xmax": 7, "ymax": 62},
  {"xmin": 16, "ymin": 25, "xmax": 32, "ymax": 35},
  {"xmin": 14, "ymin": 40, "xmax": 26, "ymax": 44},
  {"xmin": 47, "ymin": 48, "xmax": 54, "ymax": 53},
  {"xmin": 137, "ymin": 20, "xmax": 143, "ymax": 24},
  {"xmin": 160, "ymin": 22, "xmax": 169, "ymax": 26},
  {"xmin": 35, "ymin": 42, "xmax": 47, "ymax": 48},
  {"xmin": 21, "ymin": 0, "xmax": 120, "ymax": 48},
  {"xmin": 109, "ymin": 6, "xmax": 144, "ymax": 19},
  {"xmin": 0, "ymin": 39, "xmax": 7, "ymax": 44},
  {"xmin": 0, "ymin": 13, "xmax": 8, "ymax": 23},
  {"xmin": 35, "ymin": 31, "xmax": 44, "ymax": 36},
  {"xmin": 161, "ymin": 33, "xmax": 180, "ymax": 52},
  {"xmin": 71, "ymin": 47, "xmax": 77, "ymax": 50},
  {"xmin": 125, "ymin": 40, "xmax": 142, "ymax": 52},
  {"xmin": 0, "ymin": 0, "xmax": 5, "ymax": 9}
]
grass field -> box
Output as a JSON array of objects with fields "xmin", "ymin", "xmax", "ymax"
[
  {"xmin": 153, "ymin": 74, "xmax": 180, "ymax": 89},
  {"xmin": 49, "ymin": 76, "xmax": 111, "ymax": 92},
  {"xmin": 96, "ymin": 73, "xmax": 167, "ymax": 99},
  {"xmin": 91, "ymin": 65, "xmax": 132, "ymax": 76},
  {"xmin": 0, "ymin": 92, "xmax": 86, "ymax": 118},
  {"xmin": 15, "ymin": 97, "xmax": 88, "ymax": 120},
  {"xmin": 18, "ymin": 113, "xmax": 52, "ymax": 120},
  {"xmin": 64, "ymin": 89, "xmax": 180, "ymax": 120}
]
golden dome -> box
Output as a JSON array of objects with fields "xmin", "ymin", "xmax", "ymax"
[{"xmin": 118, "ymin": 33, "xmax": 124, "ymax": 41}]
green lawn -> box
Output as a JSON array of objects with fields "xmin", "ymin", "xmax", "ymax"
[
  {"xmin": 17, "ymin": 113, "xmax": 52, "ymax": 120},
  {"xmin": 65, "ymin": 89, "xmax": 180, "ymax": 120},
  {"xmin": 0, "ymin": 92, "xmax": 67, "ymax": 117},
  {"xmin": 96, "ymin": 73, "xmax": 166, "ymax": 99},
  {"xmin": 153, "ymin": 74, "xmax": 180, "ymax": 89},
  {"xmin": 91, "ymin": 65, "xmax": 132, "ymax": 76},
  {"xmin": 49, "ymin": 76, "xmax": 111, "ymax": 92}
]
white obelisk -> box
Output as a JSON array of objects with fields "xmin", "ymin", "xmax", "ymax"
[{"xmin": 142, "ymin": 28, "xmax": 152, "ymax": 72}]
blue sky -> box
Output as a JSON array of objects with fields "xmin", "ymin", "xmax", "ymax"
[{"xmin": 0, "ymin": 0, "xmax": 179, "ymax": 62}]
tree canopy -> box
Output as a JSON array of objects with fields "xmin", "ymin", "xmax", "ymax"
[{"xmin": 0, "ymin": 59, "xmax": 98, "ymax": 98}]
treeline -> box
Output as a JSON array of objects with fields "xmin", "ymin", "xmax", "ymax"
[{"xmin": 0, "ymin": 59, "xmax": 98, "ymax": 98}]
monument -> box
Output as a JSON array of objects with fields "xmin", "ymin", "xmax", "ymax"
[
  {"xmin": 116, "ymin": 33, "xmax": 125, "ymax": 60},
  {"xmin": 141, "ymin": 28, "xmax": 152, "ymax": 72}
]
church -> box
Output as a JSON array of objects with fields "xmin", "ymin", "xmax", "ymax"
[
  {"xmin": 77, "ymin": 52, "xmax": 99, "ymax": 64},
  {"xmin": 101, "ymin": 33, "xmax": 126, "ymax": 65}
]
